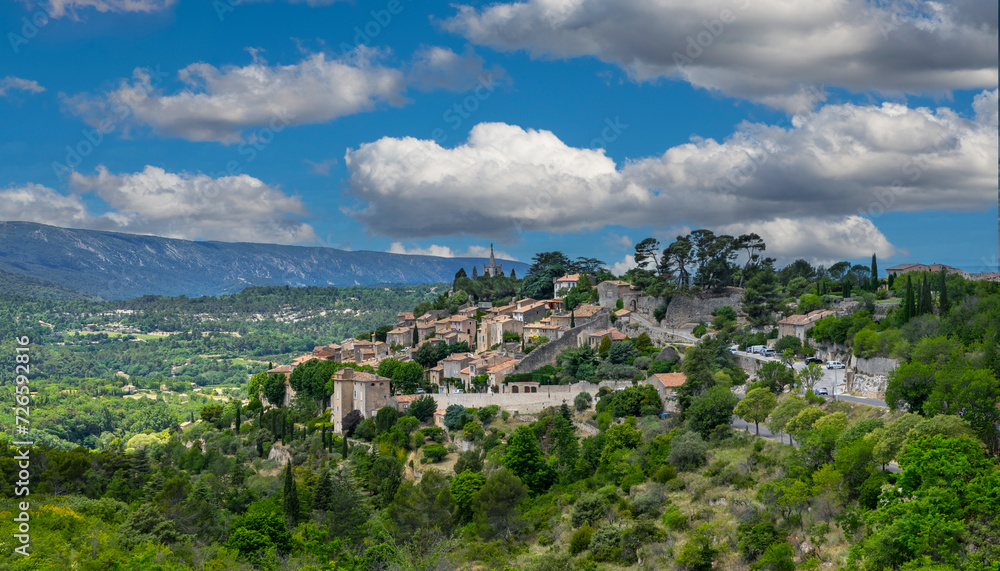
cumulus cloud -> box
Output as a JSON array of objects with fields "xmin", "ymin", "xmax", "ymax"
[
  {"xmin": 605, "ymin": 254, "xmax": 637, "ymax": 276},
  {"xmin": 40, "ymin": 0, "xmax": 175, "ymax": 19},
  {"xmin": 63, "ymin": 47, "xmax": 494, "ymax": 143},
  {"xmin": 0, "ymin": 76, "xmax": 45, "ymax": 98},
  {"xmin": 388, "ymin": 242, "xmax": 518, "ymax": 261},
  {"xmin": 345, "ymin": 97, "xmax": 996, "ymax": 260},
  {"xmin": 715, "ymin": 216, "xmax": 896, "ymax": 265},
  {"xmin": 1, "ymin": 166, "xmax": 316, "ymax": 244},
  {"xmin": 444, "ymin": 0, "xmax": 997, "ymax": 110},
  {"xmin": 973, "ymin": 88, "xmax": 998, "ymax": 126}
]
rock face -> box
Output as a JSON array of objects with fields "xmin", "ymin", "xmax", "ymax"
[
  {"xmin": 655, "ymin": 347, "xmax": 680, "ymax": 362},
  {"xmin": 659, "ymin": 287, "xmax": 745, "ymax": 327},
  {"xmin": 0, "ymin": 221, "xmax": 528, "ymax": 300}
]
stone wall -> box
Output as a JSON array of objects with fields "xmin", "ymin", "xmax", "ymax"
[
  {"xmin": 660, "ymin": 287, "xmax": 744, "ymax": 327},
  {"xmin": 852, "ymin": 356, "xmax": 899, "ymax": 376},
  {"xmin": 513, "ymin": 308, "xmax": 610, "ymax": 373},
  {"xmin": 431, "ymin": 379, "xmax": 637, "ymax": 414},
  {"xmin": 845, "ymin": 372, "xmax": 888, "ymax": 399},
  {"xmin": 734, "ymin": 354, "xmax": 765, "ymax": 375}
]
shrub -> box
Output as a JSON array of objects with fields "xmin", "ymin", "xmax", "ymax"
[
  {"xmin": 569, "ymin": 525, "xmax": 594, "ymax": 555},
  {"xmin": 662, "ymin": 504, "xmax": 688, "ymax": 530},
  {"xmin": 443, "ymin": 405, "xmax": 467, "ymax": 430},
  {"xmin": 589, "ymin": 525, "xmax": 623, "ymax": 562},
  {"xmin": 738, "ymin": 521, "xmax": 780, "ymax": 563},
  {"xmin": 477, "ymin": 405, "xmax": 500, "ymax": 425},
  {"xmin": 652, "ymin": 464, "xmax": 677, "ymax": 484},
  {"xmin": 571, "ymin": 493, "xmax": 605, "ymax": 528},
  {"xmin": 668, "ymin": 431, "xmax": 708, "ymax": 471},
  {"xmin": 574, "ymin": 391, "xmax": 593, "ymax": 411},
  {"xmin": 423, "ymin": 444, "xmax": 447, "ymax": 462},
  {"xmin": 692, "ymin": 323, "xmax": 708, "ymax": 338}
]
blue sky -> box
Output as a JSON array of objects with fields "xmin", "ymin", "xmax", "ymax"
[{"xmin": 0, "ymin": 0, "xmax": 997, "ymax": 274}]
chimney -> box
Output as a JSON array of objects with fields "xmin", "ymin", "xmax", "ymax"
[{"xmin": 339, "ymin": 368, "xmax": 353, "ymax": 380}]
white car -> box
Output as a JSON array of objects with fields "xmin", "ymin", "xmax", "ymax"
[
  {"xmin": 826, "ymin": 361, "xmax": 846, "ymax": 369},
  {"xmin": 816, "ymin": 387, "xmax": 829, "ymax": 396}
]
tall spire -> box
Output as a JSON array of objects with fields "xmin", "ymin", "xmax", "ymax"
[{"xmin": 489, "ymin": 243, "xmax": 496, "ymax": 267}]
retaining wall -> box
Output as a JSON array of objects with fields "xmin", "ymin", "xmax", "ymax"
[
  {"xmin": 661, "ymin": 287, "xmax": 744, "ymax": 327},
  {"xmin": 513, "ymin": 309, "xmax": 610, "ymax": 373},
  {"xmin": 852, "ymin": 356, "xmax": 899, "ymax": 376},
  {"xmin": 430, "ymin": 379, "xmax": 637, "ymax": 414}
]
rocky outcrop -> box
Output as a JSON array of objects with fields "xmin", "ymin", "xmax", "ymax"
[{"xmin": 659, "ymin": 287, "xmax": 744, "ymax": 327}]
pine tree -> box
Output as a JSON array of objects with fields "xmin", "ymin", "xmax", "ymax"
[
  {"xmin": 870, "ymin": 254, "xmax": 878, "ymax": 291},
  {"xmin": 938, "ymin": 268, "xmax": 950, "ymax": 315},
  {"xmin": 510, "ymin": 269, "xmax": 516, "ymax": 279},
  {"xmin": 472, "ymin": 265, "xmax": 478, "ymax": 280}
]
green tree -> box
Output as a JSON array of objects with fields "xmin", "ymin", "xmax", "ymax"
[
  {"xmin": 283, "ymin": 462, "xmax": 300, "ymax": 523},
  {"xmin": 668, "ymin": 430, "xmax": 709, "ymax": 471},
  {"xmin": 392, "ymin": 361, "xmax": 424, "ymax": 395},
  {"xmin": 443, "ymin": 404, "xmax": 467, "ymax": 430},
  {"xmin": 734, "ymin": 387, "xmax": 777, "ymax": 435},
  {"xmin": 262, "ymin": 373, "xmax": 286, "ymax": 407},
  {"xmin": 767, "ymin": 397, "xmax": 808, "ymax": 443},
  {"xmin": 870, "ymin": 254, "xmax": 879, "ymax": 292},
  {"xmin": 903, "ymin": 274, "xmax": 916, "ymax": 324},
  {"xmin": 937, "ymin": 268, "xmax": 950, "ymax": 314},
  {"xmin": 374, "ymin": 406, "xmax": 398, "ymax": 434},
  {"xmin": 387, "ymin": 470, "xmax": 454, "ymax": 543},
  {"xmin": 607, "ymin": 340, "xmax": 639, "ymax": 365},
  {"xmin": 450, "ymin": 470, "xmax": 487, "ymax": 523},
  {"xmin": 598, "ymin": 335, "xmax": 613, "ymax": 358},
  {"xmin": 408, "ymin": 395, "xmax": 437, "ymax": 421},
  {"xmin": 473, "ymin": 467, "xmax": 528, "ymax": 538},
  {"xmin": 687, "ymin": 385, "xmax": 739, "ymax": 438},
  {"xmin": 502, "ymin": 426, "xmax": 555, "ymax": 494},
  {"xmin": 574, "ymin": 391, "xmax": 593, "ymax": 411},
  {"xmin": 885, "ymin": 362, "xmax": 936, "ymax": 413}
]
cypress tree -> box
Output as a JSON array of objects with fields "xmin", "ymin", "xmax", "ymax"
[
  {"xmin": 870, "ymin": 254, "xmax": 878, "ymax": 291},
  {"xmin": 843, "ymin": 280, "xmax": 852, "ymax": 298},
  {"xmin": 570, "ymin": 309, "xmax": 576, "ymax": 328},
  {"xmin": 283, "ymin": 462, "xmax": 300, "ymax": 522},
  {"xmin": 412, "ymin": 326, "xmax": 419, "ymax": 347},
  {"xmin": 341, "ymin": 435, "xmax": 349, "ymax": 460},
  {"xmin": 313, "ymin": 470, "xmax": 332, "ymax": 513},
  {"xmin": 917, "ymin": 275, "xmax": 929, "ymax": 315},
  {"xmin": 903, "ymin": 275, "xmax": 915, "ymax": 323},
  {"xmin": 234, "ymin": 402, "xmax": 241, "ymax": 433},
  {"xmin": 923, "ymin": 274, "xmax": 933, "ymax": 314},
  {"xmin": 938, "ymin": 269, "xmax": 950, "ymax": 315}
]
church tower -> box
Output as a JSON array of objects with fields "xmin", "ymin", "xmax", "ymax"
[{"xmin": 483, "ymin": 243, "xmax": 503, "ymax": 277}]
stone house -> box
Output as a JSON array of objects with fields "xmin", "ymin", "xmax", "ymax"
[
  {"xmin": 387, "ymin": 327, "xmax": 414, "ymax": 349},
  {"xmin": 512, "ymin": 301, "xmax": 547, "ymax": 323},
  {"xmin": 396, "ymin": 312, "xmax": 415, "ymax": 328},
  {"xmin": 523, "ymin": 322, "xmax": 568, "ymax": 341},
  {"xmin": 648, "ymin": 372, "xmax": 686, "ymax": 412},
  {"xmin": 586, "ymin": 328, "xmax": 628, "ymax": 349},
  {"xmin": 265, "ymin": 364, "xmax": 295, "ymax": 407},
  {"xmin": 486, "ymin": 359, "xmax": 517, "ymax": 388},
  {"xmin": 597, "ymin": 280, "xmax": 640, "ymax": 308},
  {"xmin": 477, "ymin": 315, "xmax": 523, "ymax": 352},
  {"xmin": 329, "ymin": 368, "xmax": 391, "ymax": 434},
  {"xmin": 777, "ymin": 309, "xmax": 833, "ymax": 342}
]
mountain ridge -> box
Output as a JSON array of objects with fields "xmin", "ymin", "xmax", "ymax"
[{"xmin": 0, "ymin": 221, "xmax": 526, "ymax": 300}]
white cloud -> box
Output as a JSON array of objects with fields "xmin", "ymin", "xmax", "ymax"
[
  {"xmin": 973, "ymin": 88, "xmax": 998, "ymax": 126},
  {"xmin": 1, "ymin": 166, "xmax": 316, "ymax": 244},
  {"xmin": 41, "ymin": 0, "xmax": 175, "ymax": 19},
  {"xmin": 0, "ymin": 76, "xmax": 45, "ymax": 98},
  {"xmin": 605, "ymin": 233, "xmax": 633, "ymax": 251},
  {"xmin": 304, "ymin": 158, "xmax": 338, "ymax": 176},
  {"xmin": 63, "ymin": 47, "xmax": 494, "ymax": 143},
  {"xmin": 445, "ymin": 0, "xmax": 997, "ymax": 110},
  {"xmin": 387, "ymin": 242, "xmax": 518, "ymax": 261},
  {"xmin": 345, "ymin": 98, "xmax": 996, "ymax": 246},
  {"xmin": 715, "ymin": 216, "xmax": 896, "ymax": 266},
  {"xmin": 605, "ymin": 254, "xmax": 637, "ymax": 276}
]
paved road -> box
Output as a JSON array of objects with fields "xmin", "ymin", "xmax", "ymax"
[{"xmin": 735, "ymin": 350, "xmax": 887, "ymax": 407}]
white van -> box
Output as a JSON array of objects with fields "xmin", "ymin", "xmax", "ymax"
[
  {"xmin": 826, "ymin": 361, "xmax": 846, "ymax": 369},
  {"xmin": 748, "ymin": 345, "xmax": 766, "ymax": 354}
]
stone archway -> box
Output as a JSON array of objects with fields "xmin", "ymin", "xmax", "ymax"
[
  {"xmin": 512, "ymin": 385, "xmax": 519, "ymax": 393},
  {"xmin": 629, "ymin": 299, "xmax": 637, "ymax": 312}
]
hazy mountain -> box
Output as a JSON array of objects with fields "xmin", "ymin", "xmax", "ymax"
[{"xmin": 0, "ymin": 222, "xmax": 526, "ymax": 300}]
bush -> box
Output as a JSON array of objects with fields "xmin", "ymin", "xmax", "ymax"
[
  {"xmin": 668, "ymin": 431, "xmax": 708, "ymax": 471},
  {"xmin": 569, "ymin": 525, "xmax": 594, "ymax": 555},
  {"xmin": 423, "ymin": 444, "xmax": 447, "ymax": 462},
  {"xmin": 571, "ymin": 493, "xmax": 605, "ymax": 528},
  {"xmin": 652, "ymin": 464, "xmax": 677, "ymax": 484},
  {"xmin": 589, "ymin": 525, "xmax": 623, "ymax": 562},
  {"xmin": 692, "ymin": 323, "xmax": 708, "ymax": 338},
  {"xmin": 574, "ymin": 391, "xmax": 593, "ymax": 411},
  {"xmin": 443, "ymin": 405, "xmax": 467, "ymax": 430},
  {"xmin": 662, "ymin": 504, "xmax": 687, "ymax": 531},
  {"xmin": 633, "ymin": 356, "xmax": 652, "ymax": 370},
  {"xmin": 738, "ymin": 521, "xmax": 780, "ymax": 563},
  {"xmin": 630, "ymin": 484, "xmax": 666, "ymax": 517},
  {"xmin": 774, "ymin": 335, "xmax": 802, "ymax": 354},
  {"xmin": 477, "ymin": 405, "xmax": 500, "ymax": 425}
]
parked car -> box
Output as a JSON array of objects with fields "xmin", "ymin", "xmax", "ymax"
[
  {"xmin": 729, "ymin": 347, "xmax": 739, "ymax": 354},
  {"xmin": 416, "ymin": 388, "xmax": 425, "ymax": 394},
  {"xmin": 804, "ymin": 357, "xmax": 823, "ymax": 365},
  {"xmin": 826, "ymin": 360, "xmax": 846, "ymax": 369},
  {"xmin": 761, "ymin": 349, "xmax": 777, "ymax": 357},
  {"xmin": 815, "ymin": 387, "xmax": 829, "ymax": 396}
]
